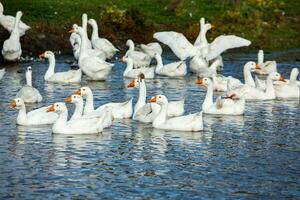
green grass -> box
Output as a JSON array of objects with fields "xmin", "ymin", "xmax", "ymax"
[{"xmin": 1, "ymin": 0, "xmax": 300, "ymax": 53}]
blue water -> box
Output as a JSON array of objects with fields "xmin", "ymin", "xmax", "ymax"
[{"xmin": 0, "ymin": 51, "xmax": 299, "ymax": 199}]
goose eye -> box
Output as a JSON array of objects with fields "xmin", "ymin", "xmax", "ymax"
[
  {"xmin": 83, "ymin": 89, "xmax": 85, "ymax": 91},
  {"xmin": 159, "ymin": 96, "xmax": 161, "ymax": 98},
  {"xmin": 17, "ymin": 100, "xmax": 20, "ymax": 102},
  {"xmin": 56, "ymin": 105, "xmax": 59, "ymax": 107}
]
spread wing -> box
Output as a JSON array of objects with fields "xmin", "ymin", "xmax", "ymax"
[
  {"xmin": 206, "ymin": 35, "xmax": 251, "ymax": 60},
  {"xmin": 153, "ymin": 31, "xmax": 196, "ymax": 60}
]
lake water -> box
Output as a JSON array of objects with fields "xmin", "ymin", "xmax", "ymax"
[{"xmin": 0, "ymin": 51, "xmax": 299, "ymax": 199}]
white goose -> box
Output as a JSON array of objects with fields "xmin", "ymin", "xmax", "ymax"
[
  {"xmin": 196, "ymin": 77, "xmax": 245, "ymax": 115},
  {"xmin": 274, "ymin": 68, "xmax": 300, "ymax": 99},
  {"xmin": 64, "ymin": 95, "xmax": 112, "ymax": 128},
  {"xmin": 2, "ymin": 11, "xmax": 22, "ymax": 61},
  {"xmin": 127, "ymin": 74, "xmax": 185, "ymax": 122},
  {"xmin": 75, "ymin": 86, "xmax": 133, "ymax": 119},
  {"xmin": 47, "ymin": 103, "xmax": 104, "ymax": 134},
  {"xmin": 125, "ymin": 39, "xmax": 151, "ymax": 68},
  {"xmin": 39, "ymin": 51, "xmax": 82, "ymax": 83},
  {"xmin": 150, "ymin": 95, "xmax": 203, "ymax": 132},
  {"xmin": 154, "ymin": 53, "xmax": 187, "ymax": 77},
  {"xmin": 10, "ymin": 98, "xmax": 58, "ymax": 126},
  {"xmin": 88, "ymin": 18, "xmax": 118, "ymax": 59},
  {"xmin": 122, "ymin": 56, "xmax": 155, "ymax": 79},
  {"xmin": 69, "ymin": 13, "xmax": 92, "ymax": 49},
  {"xmin": 0, "ymin": 3, "xmax": 30, "ymax": 36},
  {"xmin": 227, "ymin": 72, "xmax": 285, "ymax": 100},
  {"xmin": 69, "ymin": 24, "xmax": 113, "ymax": 80},
  {"xmin": 154, "ymin": 18, "xmax": 251, "ymax": 73},
  {"xmin": 140, "ymin": 42, "xmax": 162, "ymax": 59},
  {"xmin": 16, "ymin": 66, "xmax": 43, "ymax": 103},
  {"xmin": 0, "ymin": 68, "xmax": 5, "ymax": 80},
  {"xmin": 256, "ymin": 50, "xmax": 277, "ymax": 75}
]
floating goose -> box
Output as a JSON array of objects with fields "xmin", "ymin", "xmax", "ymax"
[
  {"xmin": 39, "ymin": 51, "xmax": 82, "ymax": 83},
  {"xmin": 274, "ymin": 68, "xmax": 300, "ymax": 99},
  {"xmin": 2, "ymin": 11, "xmax": 23, "ymax": 61},
  {"xmin": 227, "ymin": 72, "xmax": 285, "ymax": 100},
  {"xmin": 10, "ymin": 98, "xmax": 58, "ymax": 126},
  {"xmin": 256, "ymin": 50, "xmax": 277, "ymax": 75},
  {"xmin": 69, "ymin": 24, "xmax": 113, "ymax": 80},
  {"xmin": 150, "ymin": 95, "xmax": 203, "ymax": 132},
  {"xmin": 125, "ymin": 39, "xmax": 151, "ymax": 68},
  {"xmin": 196, "ymin": 77, "xmax": 245, "ymax": 115},
  {"xmin": 47, "ymin": 102, "xmax": 104, "ymax": 134},
  {"xmin": 122, "ymin": 56, "xmax": 155, "ymax": 79},
  {"xmin": 0, "ymin": 3, "xmax": 30, "ymax": 36},
  {"xmin": 154, "ymin": 53, "xmax": 187, "ymax": 77},
  {"xmin": 16, "ymin": 66, "xmax": 42, "ymax": 103},
  {"xmin": 140, "ymin": 42, "xmax": 162, "ymax": 59},
  {"xmin": 0, "ymin": 68, "xmax": 5, "ymax": 80},
  {"xmin": 88, "ymin": 19, "xmax": 118, "ymax": 59},
  {"xmin": 65, "ymin": 95, "xmax": 112, "ymax": 128},
  {"xmin": 75, "ymin": 86, "xmax": 133, "ymax": 119},
  {"xmin": 127, "ymin": 73, "xmax": 184, "ymax": 122}
]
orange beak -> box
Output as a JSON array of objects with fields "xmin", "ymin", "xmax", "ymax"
[
  {"xmin": 227, "ymin": 93, "xmax": 236, "ymax": 99},
  {"xmin": 127, "ymin": 80, "xmax": 135, "ymax": 88},
  {"xmin": 195, "ymin": 78, "xmax": 203, "ymax": 85},
  {"xmin": 10, "ymin": 100, "xmax": 16, "ymax": 108},
  {"xmin": 279, "ymin": 75, "xmax": 286, "ymax": 82},
  {"xmin": 68, "ymin": 28, "xmax": 75, "ymax": 33},
  {"xmin": 75, "ymin": 89, "xmax": 81, "ymax": 95},
  {"xmin": 149, "ymin": 96, "xmax": 157, "ymax": 103},
  {"xmin": 255, "ymin": 64, "xmax": 261, "ymax": 70},
  {"xmin": 39, "ymin": 52, "xmax": 45, "ymax": 59},
  {"xmin": 47, "ymin": 104, "xmax": 55, "ymax": 112},
  {"xmin": 65, "ymin": 96, "xmax": 72, "ymax": 103}
]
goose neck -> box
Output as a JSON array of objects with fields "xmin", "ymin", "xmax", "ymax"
[
  {"xmin": 78, "ymin": 31, "xmax": 88, "ymax": 59},
  {"xmin": 244, "ymin": 66, "xmax": 255, "ymax": 87},
  {"xmin": 153, "ymin": 102, "xmax": 168, "ymax": 127},
  {"xmin": 155, "ymin": 54, "xmax": 163, "ymax": 72},
  {"xmin": 26, "ymin": 70, "xmax": 32, "ymax": 87},
  {"xmin": 53, "ymin": 110, "xmax": 68, "ymax": 130},
  {"xmin": 91, "ymin": 22, "xmax": 99, "ymax": 41},
  {"xmin": 134, "ymin": 80, "xmax": 147, "ymax": 113},
  {"xmin": 265, "ymin": 76, "xmax": 275, "ymax": 97},
  {"xmin": 202, "ymin": 82, "xmax": 214, "ymax": 111},
  {"xmin": 84, "ymin": 92, "xmax": 94, "ymax": 114},
  {"xmin": 44, "ymin": 55, "xmax": 56, "ymax": 80},
  {"xmin": 17, "ymin": 105, "xmax": 27, "ymax": 124},
  {"xmin": 71, "ymin": 101, "xmax": 84, "ymax": 120}
]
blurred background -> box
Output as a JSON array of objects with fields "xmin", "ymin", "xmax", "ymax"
[{"xmin": 1, "ymin": 0, "xmax": 299, "ymax": 56}]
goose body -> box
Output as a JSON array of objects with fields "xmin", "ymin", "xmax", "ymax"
[
  {"xmin": 127, "ymin": 76, "xmax": 184, "ymax": 123},
  {"xmin": 16, "ymin": 66, "xmax": 42, "ymax": 103},
  {"xmin": 88, "ymin": 19, "xmax": 118, "ymax": 59},
  {"xmin": 47, "ymin": 103, "xmax": 104, "ymax": 134},
  {"xmin": 70, "ymin": 24, "xmax": 113, "ymax": 80},
  {"xmin": 75, "ymin": 87, "xmax": 133, "ymax": 119},
  {"xmin": 40, "ymin": 51, "xmax": 82, "ymax": 83},
  {"xmin": 196, "ymin": 77, "xmax": 245, "ymax": 115},
  {"xmin": 65, "ymin": 95, "xmax": 112, "ymax": 128},
  {"xmin": 140, "ymin": 42, "xmax": 162, "ymax": 58},
  {"xmin": 150, "ymin": 95, "xmax": 203, "ymax": 132},
  {"xmin": 11, "ymin": 98, "xmax": 58, "ymax": 126},
  {"xmin": 154, "ymin": 53, "xmax": 187, "ymax": 77},
  {"xmin": 2, "ymin": 11, "xmax": 22, "ymax": 61},
  {"xmin": 122, "ymin": 56, "xmax": 155, "ymax": 79},
  {"xmin": 0, "ymin": 3, "xmax": 30, "ymax": 36},
  {"xmin": 125, "ymin": 39, "xmax": 151, "ymax": 68}
]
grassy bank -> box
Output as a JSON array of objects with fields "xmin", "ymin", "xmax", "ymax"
[{"xmin": 1, "ymin": 0, "xmax": 300, "ymax": 57}]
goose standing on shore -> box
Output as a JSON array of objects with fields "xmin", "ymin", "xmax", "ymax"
[
  {"xmin": 39, "ymin": 51, "xmax": 82, "ymax": 83},
  {"xmin": 88, "ymin": 19, "xmax": 118, "ymax": 59},
  {"xmin": 16, "ymin": 66, "xmax": 43, "ymax": 103},
  {"xmin": 2, "ymin": 11, "xmax": 23, "ymax": 61},
  {"xmin": 69, "ymin": 24, "xmax": 113, "ymax": 80},
  {"xmin": 10, "ymin": 98, "xmax": 58, "ymax": 126},
  {"xmin": 0, "ymin": 3, "xmax": 30, "ymax": 36}
]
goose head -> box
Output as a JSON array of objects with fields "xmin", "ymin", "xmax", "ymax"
[
  {"xmin": 195, "ymin": 77, "xmax": 212, "ymax": 86},
  {"xmin": 244, "ymin": 61, "xmax": 260, "ymax": 72},
  {"xmin": 10, "ymin": 98, "xmax": 25, "ymax": 109},
  {"xmin": 127, "ymin": 79, "xmax": 139, "ymax": 88},
  {"xmin": 16, "ymin": 11, "xmax": 23, "ymax": 20},
  {"xmin": 65, "ymin": 94, "xmax": 83, "ymax": 105},
  {"xmin": 88, "ymin": 19, "xmax": 96, "ymax": 26},
  {"xmin": 47, "ymin": 103, "xmax": 67, "ymax": 114},
  {"xmin": 39, "ymin": 51, "xmax": 54, "ymax": 59},
  {"xmin": 0, "ymin": 3, "xmax": 3, "ymax": 15},
  {"xmin": 122, "ymin": 55, "xmax": 133, "ymax": 63},
  {"xmin": 290, "ymin": 68, "xmax": 299, "ymax": 81},
  {"xmin": 75, "ymin": 86, "xmax": 91, "ymax": 97},
  {"xmin": 69, "ymin": 24, "xmax": 83, "ymax": 35},
  {"xmin": 126, "ymin": 39, "xmax": 134, "ymax": 48},
  {"xmin": 149, "ymin": 95, "xmax": 168, "ymax": 105},
  {"xmin": 268, "ymin": 72, "xmax": 285, "ymax": 82},
  {"xmin": 257, "ymin": 49, "xmax": 264, "ymax": 65},
  {"xmin": 82, "ymin": 13, "xmax": 88, "ymax": 29},
  {"xmin": 200, "ymin": 17, "xmax": 205, "ymax": 27}
]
